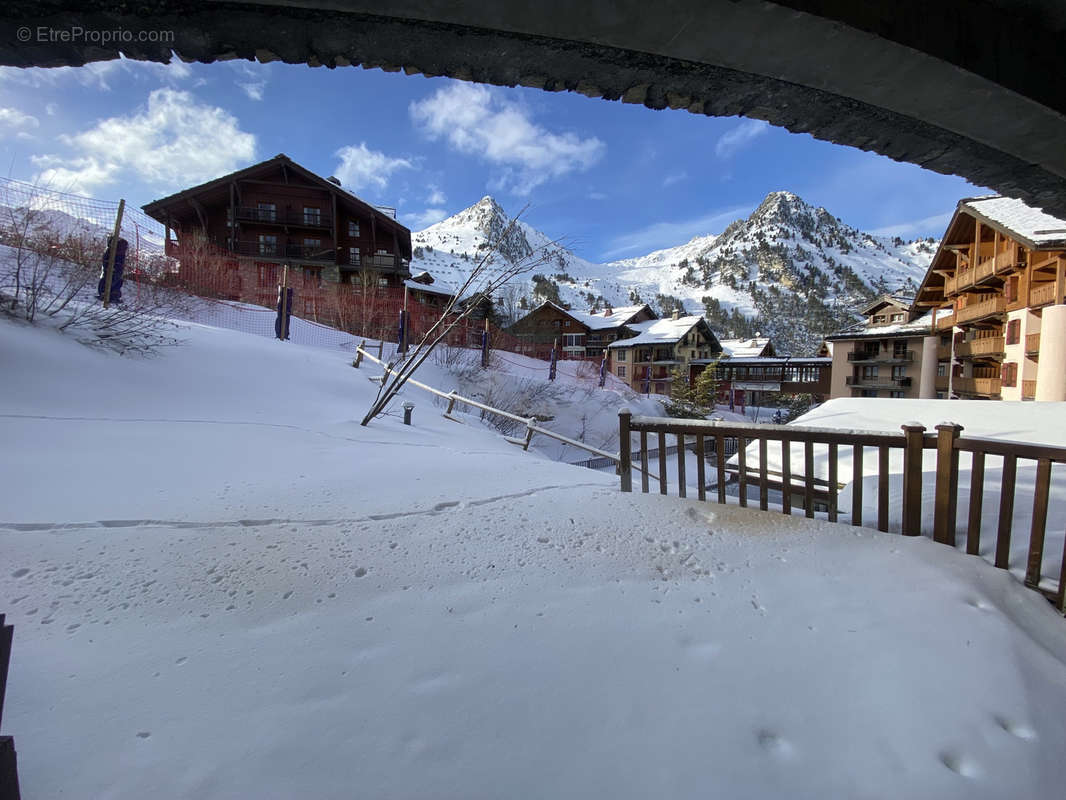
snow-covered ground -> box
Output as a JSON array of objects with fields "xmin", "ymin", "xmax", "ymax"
[{"xmin": 3, "ymin": 314, "xmax": 1066, "ymax": 799}]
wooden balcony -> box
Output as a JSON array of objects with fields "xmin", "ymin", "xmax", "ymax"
[
  {"xmin": 994, "ymin": 250, "xmax": 1022, "ymax": 274},
  {"xmin": 936, "ymin": 344, "xmax": 951, "ymax": 361},
  {"xmin": 1030, "ymin": 282, "xmax": 1057, "ymax": 308},
  {"xmin": 954, "ymin": 336, "xmax": 1004, "ymax": 359},
  {"xmin": 953, "ymin": 377, "xmax": 1001, "ymax": 397},
  {"xmin": 974, "ymin": 258, "xmax": 995, "ymax": 285},
  {"xmin": 235, "ymin": 206, "xmax": 332, "ymax": 229},
  {"xmin": 1026, "ymin": 332, "xmax": 1040, "ymax": 355},
  {"xmin": 935, "ymin": 375, "xmax": 949, "ymax": 392},
  {"xmin": 1022, "ymin": 380, "xmax": 1037, "ymax": 400},
  {"xmin": 943, "ymin": 274, "xmax": 957, "ymax": 296},
  {"xmin": 955, "ymin": 296, "xmax": 1006, "ymax": 325},
  {"xmin": 956, "ymin": 268, "xmax": 975, "ymax": 292},
  {"xmin": 935, "ymin": 312, "xmax": 955, "ymax": 331}
]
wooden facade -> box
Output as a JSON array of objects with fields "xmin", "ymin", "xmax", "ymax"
[
  {"xmin": 913, "ymin": 196, "xmax": 1066, "ymax": 401},
  {"xmin": 708, "ymin": 357, "xmax": 832, "ymax": 407},
  {"xmin": 142, "ymin": 154, "xmax": 413, "ymax": 308},
  {"xmin": 509, "ymin": 302, "xmax": 656, "ymax": 360}
]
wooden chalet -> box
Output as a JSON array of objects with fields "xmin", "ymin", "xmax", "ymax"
[
  {"xmin": 710, "ymin": 357, "xmax": 832, "ymax": 408},
  {"xmin": 510, "ymin": 301, "xmax": 657, "ymax": 360},
  {"xmin": 607, "ymin": 312, "xmax": 722, "ymax": 394},
  {"xmin": 913, "ymin": 196, "xmax": 1066, "ymax": 401},
  {"xmin": 142, "ymin": 154, "xmax": 413, "ymax": 311}
]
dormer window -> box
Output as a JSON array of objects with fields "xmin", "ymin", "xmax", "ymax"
[{"xmin": 891, "ymin": 313, "xmax": 904, "ymax": 322}]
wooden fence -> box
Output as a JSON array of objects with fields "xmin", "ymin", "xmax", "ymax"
[{"xmin": 618, "ymin": 411, "xmax": 1066, "ymax": 612}]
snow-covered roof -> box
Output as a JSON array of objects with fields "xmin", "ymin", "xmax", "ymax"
[
  {"xmin": 827, "ymin": 307, "xmax": 951, "ymax": 340},
  {"xmin": 719, "ymin": 337, "xmax": 771, "ymax": 358},
  {"xmin": 403, "ymin": 278, "xmax": 456, "ymax": 298},
  {"xmin": 567, "ymin": 304, "xmax": 649, "ymax": 331},
  {"xmin": 608, "ymin": 315, "xmax": 706, "ymax": 348},
  {"xmin": 962, "ymin": 195, "xmax": 1066, "ymax": 249}
]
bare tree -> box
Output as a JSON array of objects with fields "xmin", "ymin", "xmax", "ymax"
[{"xmin": 360, "ymin": 208, "xmax": 558, "ymax": 425}]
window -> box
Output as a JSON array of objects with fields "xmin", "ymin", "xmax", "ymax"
[
  {"xmin": 552, "ymin": 320, "xmax": 561, "ymax": 328},
  {"xmin": 257, "ymin": 234, "xmax": 277, "ymax": 256},
  {"xmin": 1006, "ymin": 318, "xmax": 1021, "ymax": 345},
  {"xmin": 937, "ymin": 363, "xmax": 947, "ymax": 377},
  {"xmin": 892, "ymin": 340, "xmax": 908, "ymax": 358},
  {"xmin": 860, "ymin": 389, "xmax": 878, "ymax": 398},
  {"xmin": 348, "ymin": 247, "xmax": 360, "ymax": 265},
  {"xmin": 563, "ymin": 334, "xmax": 583, "ymax": 348},
  {"xmin": 861, "ymin": 365, "xmax": 879, "ymax": 379},
  {"xmin": 1005, "ymin": 276, "xmax": 1019, "ymax": 303},
  {"xmin": 304, "ymin": 238, "xmax": 321, "ymax": 248},
  {"xmin": 348, "ymin": 220, "xmax": 360, "ymax": 237},
  {"xmin": 256, "ymin": 202, "xmax": 276, "ymax": 222},
  {"xmin": 892, "ymin": 365, "xmax": 906, "ymax": 379},
  {"xmin": 377, "ymin": 277, "xmax": 389, "ymax": 289},
  {"xmin": 256, "ymin": 264, "xmax": 277, "ymax": 287},
  {"xmin": 617, "ymin": 365, "xmax": 627, "ymax": 378},
  {"xmin": 890, "ymin": 391, "xmax": 904, "ymax": 398},
  {"xmin": 691, "ymin": 350, "xmax": 696, "ymax": 358},
  {"xmin": 616, "ymin": 350, "xmax": 627, "ymax": 362},
  {"xmin": 303, "ymin": 206, "xmax": 321, "ymax": 225},
  {"xmin": 302, "ymin": 298, "xmax": 315, "ymax": 315},
  {"xmin": 1001, "ymin": 362, "xmax": 1018, "ymax": 387},
  {"xmin": 891, "ymin": 313, "xmax": 905, "ymax": 322},
  {"xmin": 563, "ymin": 320, "xmax": 571, "ymax": 327},
  {"xmin": 302, "ymin": 267, "xmax": 320, "ymax": 287}
]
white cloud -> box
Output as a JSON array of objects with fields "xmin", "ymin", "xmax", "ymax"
[
  {"xmin": 0, "ymin": 54, "xmax": 191, "ymax": 91},
  {"xmin": 45, "ymin": 103, "xmax": 58, "ymax": 116},
  {"xmin": 333, "ymin": 143, "xmax": 414, "ymax": 195},
  {"xmin": 426, "ymin": 185, "xmax": 446, "ymax": 205},
  {"xmin": 409, "ymin": 82, "xmax": 605, "ymax": 195},
  {"xmin": 870, "ymin": 211, "xmax": 954, "ymax": 239},
  {"xmin": 601, "ymin": 204, "xmax": 755, "ymax": 260},
  {"xmin": 32, "ymin": 88, "xmax": 256, "ymax": 195},
  {"xmin": 715, "ymin": 118, "xmax": 770, "ymax": 160},
  {"xmin": 230, "ymin": 62, "xmax": 268, "ymax": 101},
  {"xmin": 588, "ymin": 191, "xmax": 608, "ymax": 201},
  {"xmin": 0, "ymin": 107, "xmax": 40, "ymax": 139},
  {"xmin": 662, "ymin": 171, "xmax": 687, "ymax": 188},
  {"xmin": 407, "ymin": 207, "xmax": 449, "ymax": 230}
]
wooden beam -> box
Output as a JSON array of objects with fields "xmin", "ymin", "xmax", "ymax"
[
  {"xmin": 188, "ymin": 196, "xmax": 207, "ymax": 233},
  {"xmin": 1056, "ymin": 257, "xmax": 1065, "ymax": 305}
]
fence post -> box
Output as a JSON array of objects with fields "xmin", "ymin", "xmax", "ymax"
[
  {"xmin": 354, "ymin": 340, "xmax": 365, "ymax": 368},
  {"xmin": 0, "ymin": 613, "xmax": 20, "ymax": 800},
  {"xmin": 619, "ymin": 408, "xmax": 632, "ymax": 492},
  {"xmin": 933, "ymin": 423, "xmax": 963, "ymax": 545},
  {"xmin": 101, "ymin": 198, "xmax": 125, "ymax": 309},
  {"xmin": 900, "ymin": 423, "xmax": 927, "ymax": 536}
]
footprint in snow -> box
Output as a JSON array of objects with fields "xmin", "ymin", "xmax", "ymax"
[
  {"xmin": 994, "ymin": 715, "xmax": 1037, "ymax": 740},
  {"xmin": 939, "ymin": 751, "xmax": 981, "ymax": 778}
]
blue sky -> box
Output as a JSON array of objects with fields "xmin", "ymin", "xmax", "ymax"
[{"xmin": 0, "ymin": 55, "xmax": 986, "ymax": 262}]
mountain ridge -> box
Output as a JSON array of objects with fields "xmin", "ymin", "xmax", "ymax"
[{"xmin": 410, "ymin": 190, "xmax": 936, "ymax": 355}]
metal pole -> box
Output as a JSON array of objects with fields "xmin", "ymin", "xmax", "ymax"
[{"xmin": 101, "ymin": 199, "xmax": 125, "ymax": 309}]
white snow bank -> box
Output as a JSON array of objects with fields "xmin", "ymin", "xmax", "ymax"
[{"xmin": 2, "ymin": 317, "xmax": 1066, "ymax": 799}]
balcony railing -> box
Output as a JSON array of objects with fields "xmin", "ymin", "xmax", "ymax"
[
  {"xmin": 1026, "ymin": 332, "xmax": 1041, "ymax": 354},
  {"xmin": 936, "ymin": 312, "xmax": 955, "ymax": 331},
  {"xmin": 974, "ymin": 258, "xmax": 995, "ymax": 284},
  {"xmin": 956, "ymin": 267, "xmax": 975, "ymax": 292},
  {"xmin": 954, "ymin": 336, "xmax": 1004, "ymax": 359},
  {"xmin": 1022, "ymin": 380, "xmax": 1037, "ymax": 400},
  {"xmin": 953, "ymin": 377, "xmax": 1001, "ymax": 396},
  {"xmin": 935, "ymin": 375, "xmax": 949, "ymax": 392},
  {"xmin": 955, "ymin": 296, "xmax": 1006, "ymax": 325},
  {"xmin": 845, "ymin": 376, "xmax": 911, "ymax": 388},
  {"xmin": 943, "ymin": 274, "xmax": 957, "ymax": 296},
  {"xmin": 230, "ymin": 240, "xmax": 336, "ymax": 262},
  {"xmin": 235, "ymin": 206, "xmax": 332, "ymax": 228},
  {"xmin": 936, "ymin": 345, "xmax": 951, "ymax": 361},
  {"xmin": 994, "ymin": 250, "xmax": 1022, "ymax": 274},
  {"xmin": 1030, "ymin": 282, "xmax": 1056, "ymax": 308},
  {"xmin": 846, "ymin": 350, "xmax": 914, "ymax": 362}
]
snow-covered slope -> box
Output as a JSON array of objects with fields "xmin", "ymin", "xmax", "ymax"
[
  {"xmin": 411, "ymin": 192, "xmax": 938, "ymax": 356},
  {"xmin": 3, "ymin": 314, "xmax": 1066, "ymax": 798}
]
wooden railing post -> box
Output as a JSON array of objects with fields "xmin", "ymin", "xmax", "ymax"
[
  {"xmin": 933, "ymin": 423, "xmax": 963, "ymax": 545},
  {"xmin": 354, "ymin": 340, "xmax": 365, "ymax": 368},
  {"xmin": 619, "ymin": 408, "xmax": 633, "ymax": 492},
  {"xmin": 901, "ymin": 423, "xmax": 927, "ymax": 536}
]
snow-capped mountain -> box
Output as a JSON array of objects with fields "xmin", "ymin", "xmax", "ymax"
[{"xmin": 411, "ymin": 192, "xmax": 937, "ymax": 355}]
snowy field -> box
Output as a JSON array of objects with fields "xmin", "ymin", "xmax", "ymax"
[{"xmin": 2, "ymin": 313, "xmax": 1066, "ymax": 799}]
